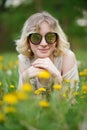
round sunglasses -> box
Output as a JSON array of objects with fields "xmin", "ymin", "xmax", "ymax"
[{"xmin": 27, "ymin": 32, "xmax": 58, "ymax": 45}]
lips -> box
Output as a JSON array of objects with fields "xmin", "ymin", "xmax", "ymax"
[{"xmin": 38, "ymin": 49, "xmax": 49, "ymax": 53}]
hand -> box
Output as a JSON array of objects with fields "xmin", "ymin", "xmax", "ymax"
[
  {"xmin": 32, "ymin": 58, "xmax": 62, "ymax": 82},
  {"xmin": 27, "ymin": 65, "xmax": 43, "ymax": 78}
]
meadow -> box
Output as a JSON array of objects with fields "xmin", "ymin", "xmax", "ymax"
[{"xmin": 0, "ymin": 49, "xmax": 87, "ymax": 130}]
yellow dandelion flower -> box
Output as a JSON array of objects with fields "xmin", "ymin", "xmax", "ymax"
[
  {"xmin": 73, "ymin": 91, "xmax": 79, "ymax": 96},
  {"xmin": 2, "ymin": 65, "xmax": 8, "ymax": 71},
  {"xmin": 82, "ymin": 85, "xmax": 87, "ymax": 94},
  {"xmin": 0, "ymin": 112, "xmax": 5, "ymax": 122},
  {"xmin": 34, "ymin": 90, "xmax": 40, "ymax": 95},
  {"xmin": 15, "ymin": 60, "xmax": 18, "ymax": 65},
  {"xmin": 74, "ymin": 80, "xmax": 78, "ymax": 83},
  {"xmin": 10, "ymin": 85, "xmax": 15, "ymax": 88},
  {"xmin": 79, "ymin": 70, "xmax": 87, "ymax": 76},
  {"xmin": 9, "ymin": 62, "xmax": 15, "ymax": 68},
  {"xmin": 37, "ymin": 70, "xmax": 51, "ymax": 79},
  {"xmin": 63, "ymin": 93, "xmax": 67, "ymax": 98},
  {"xmin": 4, "ymin": 106, "xmax": 16, "ymax": 113},
  {"xmin": 39, "ymin": 100, "xmax": 50, "ymax": 107},
  {"xmin": 0, "ymin": 82, "xmax": 2, "ymax": 86},
  {"xmin": 38, "ymin": 87, "xmax": 46, "ymax": 92},
  {"xmin": 64, "ymin": 79, "xmax": 70, "ymax": 83},
  {"xmin": 80, "ymin": 96, "xmax": 84, "ymax": 99},
  {"xmin": 22, "ymin": 83, "xmax": 32, "ymax": 92},
  {"xmin": 3, "ymin": 93, "xmax": 18, "ymax": 104},
  {"xmin": 0, "ymin": 56, "xmax": 4, "ymax": 62},
  {"xmin": 53, "ymin": 84, "xmax": 62, "ymax": 90},
  {"xmin": 16, "ymin": 91, "xmax": 28, "ymax": 101}
]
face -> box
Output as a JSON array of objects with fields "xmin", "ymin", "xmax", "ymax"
[{"xmin": 29, "ymin": 21, "xmax": 57, "ymax": 59}]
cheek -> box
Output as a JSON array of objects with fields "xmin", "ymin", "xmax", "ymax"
[
  {"xmin": 30, "ymin": 43, "xmax": 35, "ymax": 52},
  {"xmin": 30, "ymin": 43, "xmax": 37, "ymax": 53},
  {"xmin": 50, "ymin": 43, "xmax": 56, "ymax": 50}
]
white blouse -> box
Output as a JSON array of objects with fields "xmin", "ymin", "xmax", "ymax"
[{"xmin": 18, "ymin": 54, "xmax": 79, "ymax": 90}]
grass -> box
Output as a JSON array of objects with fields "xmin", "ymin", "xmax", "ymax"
[
  {"xmin": 0, "ymin": 49, "xmax": 87, "ymax": 130},
  {"xmin": 0, "ymin": 49, "xmax": 86, "ymax": 96},
  {"xmin": 75, "ymin": 49, "xmax": 87, "ymax": 67}
]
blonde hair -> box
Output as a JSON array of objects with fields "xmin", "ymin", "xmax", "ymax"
[{"xmin": 16, "ymin": 11, "xmax": 70, "ymax": 58}]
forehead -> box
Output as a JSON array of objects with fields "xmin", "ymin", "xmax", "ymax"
[
  {"xmin": 39, "ymin": 21, "xmax": 51, "ymax": 29},
  {"xmin": 37, "ymin": 21, "xmax": 53, "ymax": 34},
  {"xmin": 26, "ymin": 19, "xmax": 55, "ymax": 36}
]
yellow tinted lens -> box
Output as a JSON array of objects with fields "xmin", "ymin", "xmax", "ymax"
[
  {"xmin": 30, "ymin": 33, "xmax": 42, "ymax": 44},
  {"xmin": 45, "ymin": 33, "xmax": 57, "ymax": 44}
]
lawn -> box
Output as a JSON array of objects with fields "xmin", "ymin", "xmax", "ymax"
[{"xmin": 0, "ymin": 49, "xmax": 87, "ymax": 130}]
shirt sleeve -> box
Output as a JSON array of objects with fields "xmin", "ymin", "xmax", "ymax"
[
  {"xmin": 17, "ymin": 54, "xmax": 30, "ymax": 89},
  {"xmin": 62, "ymin": 64, "xmax": 79, "ymax": 90}
]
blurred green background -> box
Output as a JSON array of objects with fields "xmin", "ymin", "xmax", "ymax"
[{"xmin": 0, "ymin": 0, "xmax": 87, "ymax": 58}]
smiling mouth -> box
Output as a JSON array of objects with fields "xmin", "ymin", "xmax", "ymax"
[{"xmin": 39, "ymin": 49, "xmax": 49, "ymax": 52}]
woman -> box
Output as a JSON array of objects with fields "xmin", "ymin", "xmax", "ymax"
[{"xmin": 16, "ymin": 11, "xmax": 79, "ymax": 89}]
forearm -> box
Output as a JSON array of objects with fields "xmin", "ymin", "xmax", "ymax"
[
  {"xmin": 21, "ymin": 69, "xmax": 29, "ymax": 83},
  {"xmin": 53, "ymin": 71, "xmax": 62, "ymax": 84}
]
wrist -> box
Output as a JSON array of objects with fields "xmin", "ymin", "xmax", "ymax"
[{"xmin": 54, "ymin": 72, "xmax": 62, "ymax": 84}]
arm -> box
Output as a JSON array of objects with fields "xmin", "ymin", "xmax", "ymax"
[
  {"xmin": 18, "ymin": 57, "xmax": 43, "ymax": 83},
  {"xmin": 62, "ymin": 50, "xmax": 77, "ymax": 76},
  {"xmin": 32, "ymin": 58, "xmax": 62, "ymax": 83}
]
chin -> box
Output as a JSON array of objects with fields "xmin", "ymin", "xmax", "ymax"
[{"xmin": 37, "ymin": 53, "xmax": 50, "ymax": 58}]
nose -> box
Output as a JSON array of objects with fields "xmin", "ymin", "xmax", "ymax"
[{"xmin": 40, "ymin": 37, "xmax": 48, "ymax": 46}]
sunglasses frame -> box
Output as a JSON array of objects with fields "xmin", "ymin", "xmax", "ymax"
[{"xmin": 27, "ymin": 32, "xmax": 58, "ymax": 45}]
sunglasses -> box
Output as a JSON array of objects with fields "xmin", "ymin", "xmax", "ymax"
[{"xmin": 27, "ymin": 32, "xmax": 58, "ymax": 45}]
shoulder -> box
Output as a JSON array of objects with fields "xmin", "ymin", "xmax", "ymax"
[
  {"xmin": 18, "ymin": 54, "xmax": 31, "ymax": 68},
  {"xmin": 18, "ymin": 54, "xmax": 28, "ymax": 60},
  {"xmin": 18, "ymin": 54, "xmax": 30, "ymax": 64},
  {"xmin": 64, "ymin": 49, "xmax": 75, "ymax": 56},
  {"xmin": 63, "ymin": 50, "xmax": 76, "ymax": 62},
  {"xmin": 62, "ymin": 50, "xmax": 77, "ymax": 74}
]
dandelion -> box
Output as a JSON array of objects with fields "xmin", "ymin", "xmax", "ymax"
[
  {"xmin": 53, "ymin": 84, "xmax": 62, "ymax": 90},
  {"xmin": 16, "ymin": 91, "xmax": 28, "ymax": 101},
  {"xmin": 15, "ymin": 60, "xmax": 18, "ymax": 65},
  {"xmin": 34, "ymin": 90, "xmax": 40, "ymax": 95},
  {"xmin": 80, "ymin": 96, "xmax": 84, "ymax": 99},
  {"xmin": 38, "ymin": 87, "xmax": 46, "ymax": 92},
  {"xmin": 22, "ymin": 83, "xmax": 33, "ymax": 92},
  {"xmin": 37, "ymin": 70, "xmax": 51, "ymax": 79},
  {"xmin": 64, "ymin": 79, "xmax": 70, "ymax": 83},
  {"xmin": 82, "ymin": 85, "xmax": 87, "ymax": 94},
  {"xmin": 74, "ymin": 80, "xmax": 78, "ymax": 83},
  {"xmin": 39, "ymin": 100, "xmax": 50, "ymax": 107},
  {"xmin": 79, "ymin": 69, "xmax": 87, "ymax": 76},
  {"xmin": 0, "ymin": 56, "xmax": 4, "ymax": 62},
  {"xmin": 0, "ymin": 112, "xmax": 5, "ymax": 122},
  {"xmin": 10, "ymin": 85, "xmax": 15, "ymax": 89},
  {"xmin": 0, "ymin": 82, "xmax": 2, "ymax": 86},
  {"xmin": 34, "ymin": 88, "xmax": 46, "ymax": 95},
  {"xmin": 4, "ymin": 106, "xmax": 16, "ymax": 113},
  {"xmin": 2, "ymin": 65, "xmax": 8, "ymax": 71},
  {"xmin": 8, "ymin": 61, "xmax": 15, "ymax": 68},
  {"xmin": 63, "ymin": 93, "xmax": 67, "ymax": 98},
  {"xmin": 73, "ymin": 91, "xmax": 79, "ymax": 96},
  {"xmin": 3, "ymin": 93, "xmax": 18, "ymax": 104}
]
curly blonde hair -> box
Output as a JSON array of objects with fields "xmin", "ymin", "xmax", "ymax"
[{"xmin": 16, "ymin": 11, "xmax": 70, "ymax": 58}]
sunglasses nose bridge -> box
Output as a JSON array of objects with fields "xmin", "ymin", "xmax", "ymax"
[{"xmin": 40, "ymin": 36, "xmax": 48, "ymax": 45}]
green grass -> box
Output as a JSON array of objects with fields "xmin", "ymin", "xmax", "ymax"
[
  {"xmin": 0, "ymin": 49, "xmax": 86, "ymax": 91},
  {"xmin": 75, "ymin": 49, "xmax": 87, "ymax": 69},
  {"xmin": 0, "ymin": 50, "xmax": 87, "ymax": 130}
]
